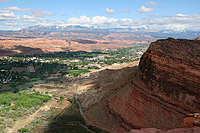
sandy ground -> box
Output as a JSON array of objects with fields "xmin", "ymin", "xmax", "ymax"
[{"xmin": 82, "ymin": 61, "xmax": 139, "ymax": 77}]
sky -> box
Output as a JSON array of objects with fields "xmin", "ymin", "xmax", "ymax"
[{"xmin": 0, "ymin": 0, "xmax": 200, "ymax": 32}]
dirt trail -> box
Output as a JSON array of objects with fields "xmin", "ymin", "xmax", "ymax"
[
  {"xmin": 9, "ymin": 88, "xmax": 71, "ymax": 133},
  {"xmin": 10, "ymin": 100, "xmax": 54, "ymax": 133},
  {"xmin": 10, "ymin": 98, "xmax": 70, "ymax": 133}
]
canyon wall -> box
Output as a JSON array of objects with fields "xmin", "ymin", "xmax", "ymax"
[
  {"xmin": 79, "ymin": 38, "xmax": 200, "ymax": 132},
  {"xmin": 139, "ymin": 38, "xmax": 200, "ymax": 111}
]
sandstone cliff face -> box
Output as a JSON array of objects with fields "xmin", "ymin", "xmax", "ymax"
[
  {"xmin": 139, "ymin": 38, "xmax": 200, "ymax": 111},
  {"xmin": 130, "ymin": 127, "xmax": 200, "ymax": 133},
  {"xmin": 79, "ymin": 38, "xmax": 200, "ymax": 132}
]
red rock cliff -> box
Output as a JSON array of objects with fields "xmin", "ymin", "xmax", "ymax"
[
  {"xmin": 79, "ymin": 38, "xmax": 200, "ymax": 132},
  {"xmin": 139, "ymin": 38, "xmax": 200, "ymax": 111}
]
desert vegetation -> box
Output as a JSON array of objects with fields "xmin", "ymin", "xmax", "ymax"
[{"xmin": 0, "ymin": 91, "xmax": 51, "ymax": 132}]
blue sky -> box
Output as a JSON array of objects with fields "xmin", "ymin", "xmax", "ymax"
[{"xmin": 0, "ymin": 0, "xmax": 200, "ymax": 31}]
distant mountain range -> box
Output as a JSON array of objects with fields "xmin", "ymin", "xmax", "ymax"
[
  {"xmin": 22, "ymin": 25, "xmax": 98, "ymax": 32},
  {"xmin": 20, "ymin": 25, "xmax": 200, "ymax": 39}
]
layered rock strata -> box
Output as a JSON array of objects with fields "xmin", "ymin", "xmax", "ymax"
[{"xmin": 79, "ymin": 38, "xmax": 200, "ymax": 132}]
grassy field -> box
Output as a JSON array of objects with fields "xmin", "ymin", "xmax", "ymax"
[
  {"xmin": 0, "ymin": 92, "xmax": 51, "ymax": 132},
  {"xmin": 62, "ymin": 69, "xmax": 90, "ymax": 77}
]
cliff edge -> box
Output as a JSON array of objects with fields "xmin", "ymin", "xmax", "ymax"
[{"xmin": 79, "ymin": 38, "xmax": 200, "ymax": 132}]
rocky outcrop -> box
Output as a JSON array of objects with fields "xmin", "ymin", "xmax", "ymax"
[
  {"xmin": 79, "ymin": 38, "xmax": 200, "ymax": 132},
  {"xmin": 139, "ymin": 38, "xmax": 200, "ymax": 111},
  {"xmin": 131, "ymin": 127, "xmax": 200, "ymax": 133}
]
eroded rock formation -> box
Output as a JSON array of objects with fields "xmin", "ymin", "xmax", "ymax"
[
  {"xmin": 79, "ymin": 38, "xmax": 200, "ymax": 132},
  {"xmin": 139, "ymin": 38, "xmax": 200, "ymax": 111}
]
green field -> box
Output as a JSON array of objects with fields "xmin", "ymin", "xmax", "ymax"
[
  {"xmin": 0, "ymin": 92, "xmax": 51, "ymax": 132},
  {"xmin": 62, "ymin": 69, "xmax": 90, "ymax": 77}
]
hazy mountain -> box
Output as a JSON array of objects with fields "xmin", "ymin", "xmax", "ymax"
[
  {"xmin": 21, "ymin": 25, "xmax": 200, "ymax": 39},
  {"xmin": 21, "ymin": 25, "xmax": 108, "ymax": 33}
]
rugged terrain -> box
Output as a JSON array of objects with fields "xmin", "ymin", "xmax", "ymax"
[
  {"xmin": 79, "ymin": 38, "xmax": 200, "ymax": 132},
  {"xmin": 0, "ymin": 30, "xmax": 154, "ymax": 56},
  {"xmin": 0, "ymin": 39, "xmax": 135, "ymax": 56},
  {"xmin": 0, "ymin": 32, "xmax": 150, "ymax": 56}
]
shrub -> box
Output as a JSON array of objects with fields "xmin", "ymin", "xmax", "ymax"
[
  {"xmin": 18, "ymin": 127, "xmax": 29, "ymax": 132},
  {"xmin": 0, "ymin": 92, "xmax": 51, "ymax": 109}
]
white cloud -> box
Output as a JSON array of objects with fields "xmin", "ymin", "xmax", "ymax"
[
  {"xmin": 121, "ymin": 9, "xmax": 131, "ymax": 13},
  {"xmin": 92, "ymin": 16, "xmax": 107, "ymax": 24},
  {"xmin": 0, "ymin": 10, "xmax": 15, "ymax": 17},
  {"xmin": 0, "ymin": 0, "xmax": 12, "ymax": 3},
  {"xmin": 4, "ymin": 7, "xmax": 30, "ymax": 11},
  {"xmin": 67, "ymin": 15, "xmax": 118, "ymax": 28},
  {"xmin": 146, "ymin": 1, "xmax": 159, "ymax": 7},
  {"xmin": 66, "ymin": 15, "xmax": 200, "ymax": 32},
  {"xmin": 21, "ymin": 15, "xmax": 43, "ymax": 22},
  {"xmin": 31, "ymin": 9, "xmax": 52, "ymax": 17},
  {"xmin": 138, "ymin": 6, "xmax": 154, "ymax": 13},
  {"xmin": 68, "ymin": 15, "xmax": 91, "ymax": 25},
  {"xmin": 0, "ymin": 10, "xmax": 19, "ymax": 21},
  {"xmin": 176, "ymin": 13, "xmax": 186, "ymax": 17},
  {"xmin": 0, "ymin": 6, "xmax": 200, "ymax": 33},
  {"xmin": 0, "ymin": 8, "xmax": 53, "ymax": 30},
  {"xmin": 106, "ymin": 8, "xmax": 115, "ymax": 14},
  {"xmin": 92, "ymin": 16, "xmax": 117, "ymax": 24}
]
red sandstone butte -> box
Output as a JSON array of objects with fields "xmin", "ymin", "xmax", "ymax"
[{"xmin": 79, "ymin": 38, "xmax": 200, "ymax": 132}]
